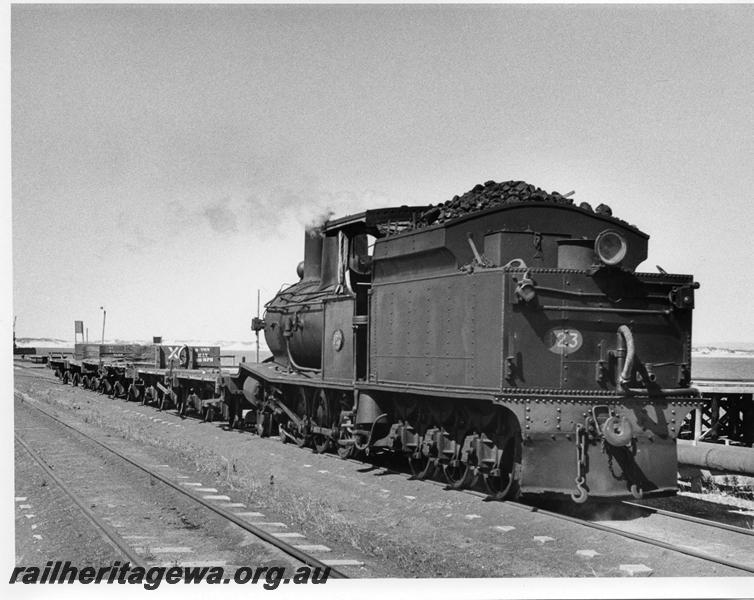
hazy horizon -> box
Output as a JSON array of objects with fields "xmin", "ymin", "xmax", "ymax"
[{"xmin": 14, "ymin": 335, "xmax": 754, "ymax": 352}]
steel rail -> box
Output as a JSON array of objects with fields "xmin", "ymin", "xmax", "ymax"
[
  {"xmin": 502, "ymin": 499, "xmax": 754, "ymax": 574},
  {"xmin": 619, "ymin": 500, "xmax": 754, "ymax": 537},
  {"xmin": 325, "ymin": 453, "xmax": 754, "ymax": 574},
  {"xmin": 20, "ymin": 398, "xmax": 348, "ymax": 579},
  {"xmin": 14, "ymin": 433, "xmax": 146, "ymax": 568}
]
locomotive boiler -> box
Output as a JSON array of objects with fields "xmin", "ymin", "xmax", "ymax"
[{"xmin": 232, "ymin": 180, "xmax": 701, "ymax": 502}]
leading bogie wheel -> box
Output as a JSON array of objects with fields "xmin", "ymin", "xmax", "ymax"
[{"xmin": 336, "ymin": 429, "xmax": 355, "ymax": 459}]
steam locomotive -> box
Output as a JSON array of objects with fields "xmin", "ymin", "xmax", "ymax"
[{"xmin": 229, "ymin": 180, "xmax": 702, "ymax": 503}]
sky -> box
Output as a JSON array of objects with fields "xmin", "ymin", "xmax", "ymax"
[{"xmin": 8, "ymin": 3, "xmax": 754, "ymax": 345}]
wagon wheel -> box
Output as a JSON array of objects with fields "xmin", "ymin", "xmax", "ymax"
[
  {"xmin": 408, "ymin": 435, "xmax": 439, "ymax": 480},
  {"xmin": 127, "ymin": 384, "xmax": 139, "ymax": 403},
  {"xmin": 408, "ymin": 452, "xmax": 438, "ymax": 480},
  {"xmin": 61, "ymin": 371, "xmax": 70, "ymax": 385},
  {"xmin": 81, "ymin": 375, "xmax": 90, "ymax": 389},
  {"xmin": 179, "ymin": 391, "xmax": 191, "ymax": 416},
  {"xmin": 204, "ymin": 401, "xmax": 216, "ymax": 423},
  {"xmin": 483, "ymin": 437, "xmax": 520, "ymax": 501},
  {"xmin": 443, "ymin": 451, "xmax": 479, "ymax": 490},
  {"xmin": 71, "ymin": 372, "xmax": 80, "ymax": 387},
  {"xmin": 483, "ymin": 469, "xmax": 518, "ymax": 500},
  {"xmin": 159, "ymin": 389, "xmax": 169, "ymax": 411}
]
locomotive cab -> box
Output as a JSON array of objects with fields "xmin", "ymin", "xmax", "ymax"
[{"xmin": 260, "ymin": 205, "xmax": 429, "ymax": 378}]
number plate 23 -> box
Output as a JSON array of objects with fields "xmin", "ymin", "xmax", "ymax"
[{"xmin": 545, "ymin": 328, "xmax": 583, "ymax": 356}]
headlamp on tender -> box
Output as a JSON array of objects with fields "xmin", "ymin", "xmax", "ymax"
[{"xmin": 594, "ymin": 229, "xmax": 628, "ymax": 266}]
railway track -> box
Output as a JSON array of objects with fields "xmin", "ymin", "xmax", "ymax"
[
  {"xmin": 15, "ymin": 365, "xmax": 754, "ymax": 577},
  {"xmin": 506, "ymin": 498, "xmax": 754, "ymax": 575},
  {"xmin": 620, "ymin": 499, "xmax": 754, "ymax": 534},
  {"xmin": 328, "ymin": 451, "xmax": 754, "ymax": 575},
  {"xmin": 14, "ymin": 396, "xmax": 348, "ymax": 579},
  {"xmin": 15, "ymin": 434, "xmax": 146, "ymax": 567}
]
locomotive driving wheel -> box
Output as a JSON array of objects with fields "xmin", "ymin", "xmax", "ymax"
[
  {"xmin": 285, "ymin": 388, "xmax": 311, "ymax": 448},
  {"xmin": 312, "ymin": 389, "xmax": 334, "ymax": 454},
  {"xmin": 291, "ymin": 422, "xmax": 309, "ymax": 448}
]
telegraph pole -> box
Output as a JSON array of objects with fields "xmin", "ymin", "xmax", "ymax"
[{"xmin": 99, "ymin": 306, "xmax": 107, "ymax": 344}]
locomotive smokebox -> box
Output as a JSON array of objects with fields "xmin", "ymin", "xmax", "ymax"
[{"xmin": 303, "ymin": 228, "xmax": 324, "ymax": 281}]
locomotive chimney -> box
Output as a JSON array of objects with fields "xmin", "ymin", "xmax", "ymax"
[{"xmin": 303, "ymin": 228, "xmax": 324, "ymax": 281}]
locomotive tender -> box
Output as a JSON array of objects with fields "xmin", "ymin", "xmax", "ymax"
[{"xmin": 232, "ymin": 180, "xmax": 702, "ymax": 503}]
